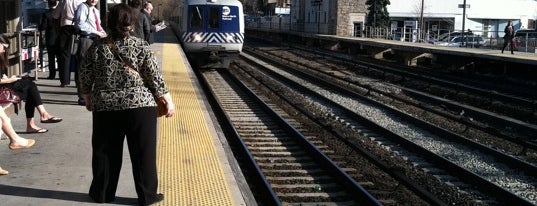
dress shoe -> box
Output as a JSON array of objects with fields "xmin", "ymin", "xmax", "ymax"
[
  {"xmin": 9, "ymin": 139, "xmax": 35, "ymax": 150},
  {"xmin": 60, "ymin": 84, "xmax": 67, "ymax": 88},
  {"xmin": 46, "ymin": 76, "xmax": 55, "ymax": 79}
]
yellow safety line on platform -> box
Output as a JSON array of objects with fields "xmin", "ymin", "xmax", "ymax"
[{"xmin": 156, "ymin": 43, "xmax": 234, "ymax": 205}]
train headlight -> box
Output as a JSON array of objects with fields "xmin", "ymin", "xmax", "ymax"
[
  {"xmin": 226, "ymin": 35, "xmax": 234, "ymax": 42},
  {"xmin": 191, "ymin": 34, "xmax": 202, "ymax": 42}
]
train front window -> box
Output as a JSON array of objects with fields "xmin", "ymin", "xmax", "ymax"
[
  {"xmin": 189, "ymin": 6, "xmax": 203, "ymax": 29},
  {"xmin": 209, "ymin": 7, "xmax": 219, "ymax": 28}
]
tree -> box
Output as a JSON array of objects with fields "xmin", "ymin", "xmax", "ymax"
[{"xmin": 365, "ymin": 0, "xmax": 391, "ymax": 28}]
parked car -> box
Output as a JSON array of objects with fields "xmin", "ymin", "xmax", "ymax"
[
  {"xmin": 428, "ymin": 31, "xmax": 473, "ymax": 44},
  {"xmin": 435, "ymin": 35, "xmax": 485, "ymax": 48}
]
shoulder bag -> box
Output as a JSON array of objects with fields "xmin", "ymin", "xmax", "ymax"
[
  {"xmin": 0, "ymin": 86, "xmax": 21, "ymax": 104},
  {"xmin": 106, "ymin": 37, "xmax": 166, "ymax": 117},
  {"xmin": 0, "ymin": 86, "xmax": 21, "ymax": 114}
]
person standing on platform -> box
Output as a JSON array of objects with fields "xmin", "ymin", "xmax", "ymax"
[
  {"xmin": 140, "ymin": 1, "xmax": 161, "ymax": 44},
  {"xmin": 502, "ymin": 20, "xmax": 515, "ymax": 54},
  {"xmin": 39, "ymin": 0, "xmax": 60, "ymax": 79},
  {"xmin": 74, "ymin": 0, "xmax": 107, "ymax": 106},
  {"xmin": 128, "ymin": 0, "xmax": 150, "ymax": 41},
  {"xmin": 80, "ymin": 4, "xmax": 175, "ymax": 205},
  {"xmin": 54, "ymin": 0, "xmax": 85, "ymax": 88}
]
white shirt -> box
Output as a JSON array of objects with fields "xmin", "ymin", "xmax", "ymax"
[
  {"xmin": 54, "ymin": 0, "xmax": 86, "ymax": 27},
  {"xmin": 75, "ymin": 3, "xmax": 103, "ymax": 36}
]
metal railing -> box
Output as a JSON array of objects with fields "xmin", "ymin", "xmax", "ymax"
[{"xmin": 245, "ymin": 19, "xmax": 537, "ymax": 53}]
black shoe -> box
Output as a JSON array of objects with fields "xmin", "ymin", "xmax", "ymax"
[
  {"xmin": 140, "ymin": 193, "xmax": 164, "ymax": 206},
  {"xmin": 151, "ymin": 193, "xmax": 164, "ymax": 205},
  {"xmin": 89, "ymin": 194, "xmax": 115, "ymax": 203},
  {"xmin": 77, "ymin": 99, "xmax": 86, "ymax": 106}
]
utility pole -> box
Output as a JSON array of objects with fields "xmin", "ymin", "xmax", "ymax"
[
  {"xmin": 373, "ymin": 1, "xmax": 376, "ymax": 27},
  {"xmin": 420, "ymin": 0, "xmax": 424, "ymax": 42},
  {"xmin": 461, "ymin": 0, "xmax": 466, "ymax": 46}
]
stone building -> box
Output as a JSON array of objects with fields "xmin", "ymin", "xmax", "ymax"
[{"xmin": 289, "ymin": 0, "xmax": 367, "ymax": 36}]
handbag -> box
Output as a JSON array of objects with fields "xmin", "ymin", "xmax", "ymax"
[
  {"xmin": 106, "ymin": 37, "xmax": 166, "ymax": 117},
  {"xmin": 513, "ymin": 39, "xmax": 518, "ymax": 49},
  {"xmin": 0, "ymin": 86, "xmax": 21, "ymax": 114},
  {"xmin": 0, "ymin": 87, "xmax": 21, "ymax": 104}
]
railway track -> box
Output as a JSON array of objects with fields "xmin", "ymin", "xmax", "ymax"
[
  {"xmin": 235, "ymin": 50, "xmax": 537, "ymax": 205},
  {"xmin": 242, "ymin": 43, "xmax": 537, "ymax": 164},
  {"xmin": 296, "ymin": 45, "xmax": 537, "ymax": 137},
  {"xmin": 198, "ymin": 69, "xmax": 382, "ymax": 205}
]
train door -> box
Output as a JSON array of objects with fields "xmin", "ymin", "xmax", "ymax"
[
  {"xmin": 206, "ymin": 5, "xmax": 241, "ymax": 45},
  {"xmin": 206, "ymin": 6, "xmax": 240, "ymax": 32}
]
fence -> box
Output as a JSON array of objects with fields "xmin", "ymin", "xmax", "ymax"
[{"xmin": 245, "ymin": 17, "xmax": 537, "ymax": 53}]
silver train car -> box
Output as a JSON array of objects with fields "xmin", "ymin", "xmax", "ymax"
[{"xmin": 179, "ymin": 0, "xmax": 244, "ymax": 68}]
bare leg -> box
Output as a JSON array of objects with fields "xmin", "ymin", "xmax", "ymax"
[
  {"xmin": 0, "ymin": 108, "xmax": 33, "ymax": 147},
  {"xmin": 27, "ymin": 105, "xmax": 61, "ymax": 132},
  {"xmin": 36, "ymin": 105, "xmax": 56, "ymax": 120},
  {"xmin": 26, "ymin": 117, "xmax": 42, "ymax": 132}
]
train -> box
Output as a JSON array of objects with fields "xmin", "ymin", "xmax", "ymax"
[{"xmin": 178, "ymin": 0, "xmax": 244, "ymax": 68}]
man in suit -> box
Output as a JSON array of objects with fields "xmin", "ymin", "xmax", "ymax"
[
  {"xmin": 54, "ymin": 0, "xmax": 85, "ymax": 88},
  {"xmin": 39, "ymin": 0, "xmax": 60, "ymax": 79},
  {"xmin": 141, "ymin": 1, "xmax": 161, "ymax": 44},
  {"xmin": 128, "ymin": 0, "xmax": 151, "ymax": 40},
  {"xmin": 74, "ymin": 0, "xmax": 106, "ymax": 106}
]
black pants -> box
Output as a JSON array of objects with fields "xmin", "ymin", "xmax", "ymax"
[
  {"xmin": 8, "ymin": 78, "xmax": 44, "ymax": 119},
  {"xmin": 502, "ymin": 38, "xmax": 514, "ymax": 53},
  {"xmin": 46, "ymin": 44, "xmax": 59, "ymax": 78},
  {"xmin": 58, "ymin": 25, "xmax": 77, "ymax": 85},
  {"xmin": 89, "ymin": 107, "xmax": 160, "ymax": 205},
  {"xmin": 23, "ymin": 81, "xmax": 43, "ymax": 119},
  {"xmin": 76, "ymin": 37, "xmax": 94, "ymax": 99}
]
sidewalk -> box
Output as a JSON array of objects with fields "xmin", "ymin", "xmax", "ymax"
[{"xmin": 0, "ymin": 73, "xmax": 139, "ymax": 205}]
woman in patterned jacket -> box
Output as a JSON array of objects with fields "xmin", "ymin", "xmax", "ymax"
[{"xmin": 79, "ymin": 3, "xmax": 174, "ymax": 205}]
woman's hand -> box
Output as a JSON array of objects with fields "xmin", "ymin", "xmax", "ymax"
[
  {"xmin": 83, "ymin": 94, "xmax": 92, "ymax": 111},
  {"xmin": 160, "ymin": 93, "xmax": 175, "ymax": 118}
]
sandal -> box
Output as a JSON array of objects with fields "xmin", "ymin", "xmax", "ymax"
[
  {"xmin": 41, "ymin": 117, "xmax": 62, "ymax": 123},
  {"xmin": 26, "ymin": 128, "xmax": 48, "ymax": 134},
  {"xmin": 9, "ymin": 139, "xmax": 35, "ymax": 150},
  {"xmin": 0, "ymin": 168, "xmax": 8, "ymax": 175}
]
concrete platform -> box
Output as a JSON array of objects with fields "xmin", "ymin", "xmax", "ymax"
[{"xmin": 0, "ymin": 74, "xmax": 141, "ymax": 205}]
